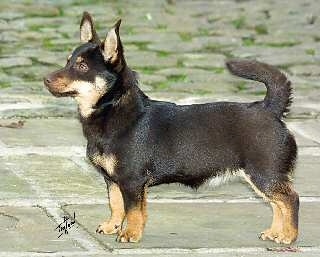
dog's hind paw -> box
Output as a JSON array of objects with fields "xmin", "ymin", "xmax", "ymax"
[
  {"xmin": 259, "ymin": 229, "xmax": 297, "ymax": 244},
  {"xmin": 96, "ymin": 221, "xmax": 121, "ymax": 235}
]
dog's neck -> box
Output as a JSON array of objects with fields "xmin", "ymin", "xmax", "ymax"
[
  {"xmin": 78, "ymin": 67, "xmax": 147, "ymax": 140},
  {"xmin": 75, "ymin": 74, "xmax": 118, "ymax": 119}
]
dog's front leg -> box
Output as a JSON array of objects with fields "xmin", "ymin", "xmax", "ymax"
[
  {"xmin": 96, "ymin": 181, "xmax": 125, "ymax": 234},
  {"xmin": 117, "ymin": 184, "xmax": 148, "ymax": 243}
]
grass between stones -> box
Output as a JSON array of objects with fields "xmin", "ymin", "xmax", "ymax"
[
  {"xmin": 0, "ymin": 82, "xmax": 11, "ymax": 89},
  {"xmin": 179, "ymin": 32, "xmax": 193, "ymax": 42},
  {"xmin": 231, "ymin": 16, "xmax": 246, "ymax": 29},
  {"xmin": 254, "ymin": 24, "xmax": 268, "ymax": 35},
  {"xmin": 139, "ymin": 67, "xmax": 159, "ymax": 75},
  {"xmin": 156, "ymin": 51, "xmax": 171, "ymax": 57},
  {"xmin": 305, "ymin": 49, "xmax": 316, "ymax": 56}
]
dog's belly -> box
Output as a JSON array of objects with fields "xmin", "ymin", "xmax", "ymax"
[{"xmin": 208, "ymin": 169, "xmax": 243, "ymax": 187}]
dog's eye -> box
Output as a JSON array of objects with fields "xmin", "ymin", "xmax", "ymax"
[{"xmin": 78, "ymin": 62, "xmax": 88, "ymax": 72}]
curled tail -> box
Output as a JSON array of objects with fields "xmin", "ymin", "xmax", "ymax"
[{"xmin": 226, "ymin": 59, "xmax": 292, "ymax": 118}]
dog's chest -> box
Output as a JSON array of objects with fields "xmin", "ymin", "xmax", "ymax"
[{"xmin": 89, "ymin": 152, "xmax": 118, "ymax": 176}]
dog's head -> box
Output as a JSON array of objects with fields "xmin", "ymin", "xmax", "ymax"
[{"xmin": 44, "ymin": 12, "xmax": 126, "ymax": 117}]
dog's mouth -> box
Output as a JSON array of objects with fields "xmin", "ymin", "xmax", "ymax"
[
  {"xmin": 45, "ymin": 85, "xmax": 78, "ymax": 98},
  {"xmin": 50, "ymin": 90, "xmax": 78, "ymax": 97},
  {"xmin": 44, "ymin": 80, "xmax": 78, "ymax": 97}
]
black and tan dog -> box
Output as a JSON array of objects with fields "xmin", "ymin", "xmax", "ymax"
[{"xmin": 44, "ymin": 12, "xmax": 299, "ymax": 244}]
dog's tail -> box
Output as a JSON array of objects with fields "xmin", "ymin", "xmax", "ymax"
[{"xmin": 226, "ymin": 59, "xmax": 292, "ymax": 118}]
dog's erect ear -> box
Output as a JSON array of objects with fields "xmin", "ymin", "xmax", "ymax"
[
  {"xmin": 80, "ymin": 11, "xmax": 100, "ymax": 44},
  {"xmin": 102, "ymin": 19, "xmax": 123, "ymax": 66}
]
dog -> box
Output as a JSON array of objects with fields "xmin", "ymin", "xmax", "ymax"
[{"xmin": 44, "ymin": 12, "xmax": 299, "ymax": 244}]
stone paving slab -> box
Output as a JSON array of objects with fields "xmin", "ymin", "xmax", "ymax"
[
  {"xmin": 0, "ymin": 206, "xmax": 83, "ymax": 252},
  {"xmin": 0, "ymin": 164, "xmax": 34, "ymax": 199},
  {"xmin": 63, "ymin": 202, "xmax": 320, "ymax": 250},
  {"xmin": 1, "ymin": 156, "xmax": 105, "ymax": 199},
  {"xmin": 0, "ymin": 118, "xmax": 85, "ymax": 147},
  {"xmin": 288, "ymin": 120, "xmax": 320, "ymax": 144}
]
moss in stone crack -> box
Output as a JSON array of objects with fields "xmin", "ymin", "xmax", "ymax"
[
  {"xmin": 21, "ymin": 72, "xmax": 38, "ymax": 82},
  {"xmin": 164, "ymin": 6, "xmax": 175, "ymax": 15},
  {"xmin": 204, "ymin": 44, "xmax": 225, "ymax": 53},
  {"xmin": 231, "ymin": 16, "xmax": 246, "ymax": 29},
  {"xmin": 0, "ymin": 82, "xmax": 11, "ymax": 89},
  {"xmin": 153, "ymin": 81, "xmax": 170, "ymax": 90},
  {"xmin": 207, "ymin": 17, "xmax": 221, "ymax": 24},
  {"xmin": 42, "ymin": 38, "xmax": 54, "ymax": 49},
  {"xmin": 131, "ymin": 42, "xmax": 149, "ymax": 51},
  {"xmin": 192, "ymin": 89, "xmax": 211, "ymax": 95},
  {"xmin": 234, "ymin": 81, "xmax": 247, "ymax": 92},
  {"xmin": 156, "ymin": 51, "xmax": 170, "ymax": 57},
  {"xmin": 58, "ymin": 6, "xmax": 64, "ymax": 16},
  {"xmin": 250, "ymin": 90, "xmax": 266, "ymax": 96},
  {"xmin": 122, "ymin": 26, "xmax": 135, "ymax": 35},
  {"xmin": 177, "ymin": 59, "xmax": 184, "ymax": 68},
  {"xmin": 265, "ymin": 41, "xmax": 300, "ymax": 48},
  {"xmin": 314, "ymin": 36, "xmax": 320, "ymax": 42},
  {"xmin": 61, "ymin": 32, "xmax": 70, "ymax": 39},
  {"xmin": 29, "ymin": 24, "xmax": 45, "ymax": 31},
  {"xmin": 211, "ymin": 67, "xmax": 225, "ymax": 74},
  {"xmin": 242, "ymin": 36, "xmax": 256, "ymax": 46},
  {"xmin": 179, "ymin": 32, "xmax": 193, "ymax": 42},
  {"xmin": 138, "ymin": 67, "xmax": 158, "ymax": 75},
  {"xmin": 167, "ymin": 74, "xmax": 188, "ymax": 83},
  {"xmin": 305, "ymin": 49, "xmax": 316, "ymax": 56},
  {"xmin": 156, "ymin": 24, "xmax": 168, "ymax": 31},
  {"xmin": 42, "ymin": 38, "xmax": 73, "ymax": 52},
  {"xmin": 197, "ymin": 28, "xmax": 211, "ymax": 37},
  {"xmin": 254, "ymin": 24, "xmax": 268, "ymax": 35}
]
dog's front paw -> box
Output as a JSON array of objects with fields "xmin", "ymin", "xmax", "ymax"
[
  {"xmin": 116, "ymin": 228, "xmax": 142, "ymax": 243},
  {"xmin": 260, "ymin": 229, "xmax": 280, "ymax": 242},
  {"xmin": 96, "ymin": 221, "xmax": 121, "ymax": 235}
]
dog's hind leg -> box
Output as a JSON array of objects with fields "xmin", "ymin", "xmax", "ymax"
[
  {"xmin": 96, "ymin": 182, "xmax": 125, "ymax": 235},
  {"xmin": 260, "ymin": 202, "xmax": 283, "ymax": 242},
  {"xmin": 269, "ymin": 185, "xmax": 299, "ymax": 244},
  {"xmin": 240, "ymin": 170, "xmax": 299, "ymax": 244}
]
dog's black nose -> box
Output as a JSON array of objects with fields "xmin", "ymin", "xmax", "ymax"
[{"xmin": 44, "ymin": 77, "xmax": 52, "ymax": 85}]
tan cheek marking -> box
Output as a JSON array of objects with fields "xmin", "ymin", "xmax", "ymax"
[
  {"xmin": 70, "ymin": 80, "xmax": 100, "ymax": 118},
  {"xmin": 70, "ymin": 78, "xmax": 107, "ymax": 118},
  {"xmin": 91, "ymin": 153, "xmax": 117, "ymax": 176}
]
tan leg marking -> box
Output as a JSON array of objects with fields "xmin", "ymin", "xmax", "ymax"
[
  {"xmin": 260, "ymin": 202, "xmax": 284, "ymax": 242},
  {"xmin": 117, "ymin": 187, "xmax": 148, "ymax": 243},
  {"xmin": 117, "ymin": 207, "xmax": 144, "ymax": 243},
  {"xmin": 142, "ymin": 187, "xmax": 148, "ymax": 227},
  {"xmin": 96, "ymin": 183, "xmax": 125, "ymax": 235},
  {"xmin": 272, "ymin": 191, "xmax": 299, "ymax": 244},
  {"xmin": 240, "ymin": 171, "xmax": 299, "ymax": 244}
]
